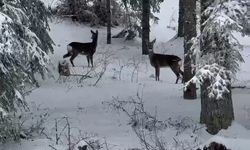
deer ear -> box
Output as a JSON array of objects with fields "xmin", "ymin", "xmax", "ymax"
[
  {"xmin": 96, "ymin": 30, "xmax": 98, "ymax": 34},
  {"xmin": 91, "ymin": 30, "xmax": 94, "ymax": 34},
  {"xmin": 152, "ymin": 38, "xmax": 156, "ymax": 43}
]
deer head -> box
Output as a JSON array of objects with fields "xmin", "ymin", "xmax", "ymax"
[
  {"xmin": 91, "ymin": 30, "xmax": 98, "ymax": 44},
  {"xmin": 148, "ymin": 38, "xmax": 156, "ymax": 54}
]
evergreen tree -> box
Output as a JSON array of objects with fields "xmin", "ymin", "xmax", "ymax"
[
  {"xmin": 188, "ymin": 0, "xmax": 248, "ymax": 134},
  {"xmin": 177, "ymin": 0, "xmax": 184, "ymax": 37},
  {"xmin": 122, "ymin": 0, "xmax": 163, "ymax": 54},
  {"xmin": 57, "ymin": 0, "xmax": 123, "ymax": 26},
  {"xmin": 0, "ymin": 0, "xmax": 53, "ymax": 142}
]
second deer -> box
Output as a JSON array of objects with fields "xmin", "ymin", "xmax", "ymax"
[
  {"xmin": 148, "ymin": 39, "xmax": 183, "ymax": 83},
  {"xmin": 63, "ymin": 30, "xmax": 98, "ymax": 67}
]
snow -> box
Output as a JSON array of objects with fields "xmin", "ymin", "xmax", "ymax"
[
  {"xmin": 0, "ymin": 12, "xmax": 11, "ymax": 25},
  {"xmin": 151, "ymin": 0, "xmax": 178, "ymax": 42},
  {"xmin": 42, "ymin": 0, "xmax": 59, "ymax": 8},
  {"xmin": 1, "ymin": 0, "xmax": 250, "ymax": 149},
  {"xmin": 187, "ymin": 64, "xmax": 231, "ymax": 100},
  {"xmin": 0, "ymin": 108, "xmax": 7, "ymax": 118}
]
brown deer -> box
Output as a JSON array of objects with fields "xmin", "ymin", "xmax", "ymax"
[
  {"xmin": 148, "ymin": 39, "xmax": 183, "ymax": 83},
  {"xmin": 63, "ymin": 30, "xmax": 98, "ymax": 67}
]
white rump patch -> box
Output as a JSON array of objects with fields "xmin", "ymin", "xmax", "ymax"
[
  {"xmin": 67, "ymin": 45, "xmax": 73, "ymax": 52},
  {"xmin": 178, "ymin": 60, "xmax": 182, "ymax": 67}
]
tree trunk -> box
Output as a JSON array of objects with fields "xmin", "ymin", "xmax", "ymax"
[
  {"xmin": 183, "ymin": 0, "xmax": 197, "ymax": 99},
  {"xmin": 72, "ymin": 0, "xmax": 77, "ymax": 15},
  {"xmin": 200, "ymin": 79, "xmax": 234, "ymax": 134},
  {"xmin": 200, "ymin": 0, "xmax": 234, "ymax": 134},
  {"xmin": 142, "ymin": 0, "xmax": 150, "ymax": 55},
  {"xmin": 177, "ymin": 0, "xmax": 184, "ymax": 37},
  {"xmin": 106, "ymin": 0, "xmax": 111, "ymax": 44}
]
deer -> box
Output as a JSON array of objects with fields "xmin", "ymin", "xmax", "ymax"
[
  {"xmin": 63, "ymin": 30, "xmax": 98, "ymax": 67},
  {"xmin": 58, "ymin": 60, "xmax": 70, "ymax": 76},
  {"xmin": 148, "ymin": 39, "xmax": 184, "ymax": 83}
]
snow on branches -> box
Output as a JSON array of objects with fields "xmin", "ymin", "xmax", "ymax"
[
  {"xmin": 186, "ymin": 64, "xmax": 231, "ymax": 100},
  {"xmin": 0, "ymin": 0, "xmax": 53, "ymax": 142},
  {"xmin": 186, "ymin": 0, "xmax": 249, "ymax": 100},
  {"xmin": 200, "ymin": 0, "xmax": 246, "ymax": 73},
  {"xmin": 204, "ymin": 0, "xmax": 247, "ymax": 30}
]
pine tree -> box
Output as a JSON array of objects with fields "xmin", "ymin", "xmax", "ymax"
[
  {"xmin": 121, "ymin": 0, "xmax": 163, "ymax": 53},
  {"xmin": 0, "ymin": 0, "xmax": 53, "ymax": 142},
  {"xmin": 187, "ymin": 0, "xmax": 248, "ymax": 134},
  {"xmin": 57, "ymin": 0, "xmax": 123, "ymax": 26}
]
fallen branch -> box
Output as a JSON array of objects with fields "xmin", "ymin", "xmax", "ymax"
[
  {"xmin": 231, "ymin": 85, "xmax": 247, "ymax": 89},
  {"xmin": 49, "ymin": 145, "xmax": 58, "ymax": 150}
]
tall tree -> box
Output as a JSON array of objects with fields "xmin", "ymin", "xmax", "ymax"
[
  {"xmin": 106, "ymin": 0, "xmax": 112, "ymax": 44},
  {"xmin": 120, "ymin": 0, "xmax": 163, "ymax": 50},
  {"xmin": 0, "ymin": 0, "xmax": 53, "ymax": 142},
  {"xmin": 183, "ymin": 0, "xmax": 197, "ymax": 99},
  {"xmin": 177, "ymin": 0, "xmax": 184, "ymax": 37},
  {"xmin": 57, "ymin": 0, "xmax": 123, "ymax": 26},
  {"xmin": 188, "ymin": 0, "xmax": 248, "ymax": 134},
  {"xmin": 142, "ymin": 0, "xmax": 150, "ymax": 55}
]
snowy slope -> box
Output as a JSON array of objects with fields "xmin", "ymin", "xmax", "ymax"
[{"xmin": 1, "ymin": 0, "xmax": 250, "ymax": 150}]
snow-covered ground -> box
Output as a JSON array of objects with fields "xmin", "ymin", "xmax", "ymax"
[{"xmin": 1, "ymin": 0, "xmax": 250, "ymax": 150}]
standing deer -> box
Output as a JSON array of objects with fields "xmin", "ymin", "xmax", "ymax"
[
  {"xmin": 148, "ymin": 39, "xmax": 183, "ymax": 83},
  {"xmin": 63, "ymin": 30, "xmax": 98, "ymax": 67}
]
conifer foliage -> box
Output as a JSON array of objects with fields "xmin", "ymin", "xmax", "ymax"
[
  {"xmin": 188, "ymin": 0, "xmax": 249, "ymax": 134},
  {"xmin": 0, "ymin": 0, "xmax": 53, "ymax": 142},
  {"xmin": 56, "ymin": 0, "xmax": 123, "ymax": 26},
  {"xmin": 193, "ymin": 0, "xmax": 247, "ymax": 100}
]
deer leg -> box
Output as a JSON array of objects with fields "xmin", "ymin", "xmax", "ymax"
[
  {"xmin": 155, "ymin": 66, "xmax": 160, "ymax": 81},
  {"xmin": 179, "ymin": 69, "xmax": 184, "ymax": 83},
  {"xmin": 63, "ymin": 52, "xmax": 71, "ymax": 58},
  {"xmin": 90, "ymin": 55, "xmax": 93, "ymax": 67},
  {"xmin": 170, "ymin": 65, "xmax": 180, "ymax": 84},
  {"xmin": 173, "ymin": 71, "xmax": 180, "ymax": 84},
  {"xmin": 176, "ymin": 65, "xmax": 184, "ymax": 83},
  {"xmin": 176, "ymin": 74, "xmax": 180, "ymax": 84},
  {"xmin": 176, "ymin": 71, "xmax": 181, "ymax": 84},
  {"xmin": 157, "ymin": 67, "xmax": 160, "ymax": 81},
  {"xmin": 70, "ymin": 53, "xmax": 78, "ymax": 67},
  {"xmin": 86, "ymin": 55, "xmax": 90, "ymax": 67},
  {"xmin": 155, "ymin": 68, "xmax": 157, "ymax": 81}
]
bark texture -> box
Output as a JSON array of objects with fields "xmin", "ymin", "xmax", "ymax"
[
  {"xmin": 200, "ymin": 0, "xmax": 234, "ymax": 134},
  {"xmin": 142, "ymin": 0, "xmax": 150, "ymax": 55},
  {"xmin": 183, "ymin": 0, "xmax": 197, "ymax": 99},
  {"xmin": 200, "ymin": 79, "xmax": 234, "ymax": 134},
  {"xmin": 177, "ymin": 0, "xmax": 184, "ymax": 37},
  {"xmin": 106, "ymin": 0, "xmax": 111, "ymax": 44}
]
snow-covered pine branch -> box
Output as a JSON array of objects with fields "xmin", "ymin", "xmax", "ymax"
[
  {"xmin": 188, "ymin": 0, "xmax": 248, "ymax": 100},
  {"xmin": 200, "ymin": 0, "xmax": 246, "ymax": 73},
  {"xmin": 0, "ymin": 0, "xmax": 53, "ymax": 142},
  {"xmin": 185, "ymin": 64, "xmax": 231, "ymax": 100}
]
